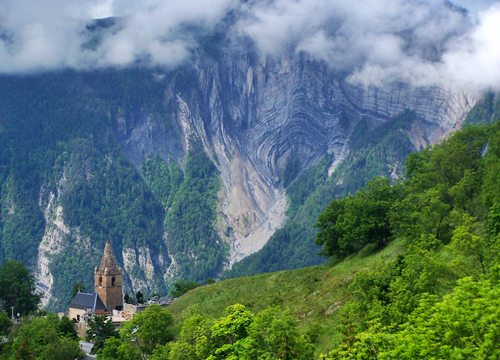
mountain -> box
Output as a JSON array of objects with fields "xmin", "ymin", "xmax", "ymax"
[{"xmin": 0, "ymin": 37, "xmax": 476, "ymax": 309}]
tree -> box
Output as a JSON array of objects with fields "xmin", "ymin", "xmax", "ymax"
[
  {"xmin": 58, "ymin": 315, "xmax": 78, "ymax": 340},
  {"xmin": 8, "ymin": 314, "xmax": 81, "ymax": 360},
  {"xmin": 316, "ymin": 178, "xmax": 403, "ymax": 258},
  {"xmin": 0, "ymin": 260, "xmax": 40, "ymax": 316},
  {"xmin": 326, "ymin": 277, "xmax": 500, "ymax": 359},
  {"xmin": 450, "ymin": 213, "xmax": 493, "ymax": 275},
  {"xmin": 209, "ymin": 304, "xmax": 254, "ymax": 359},
  {"xmin": 86, "ymin": 315, "xmax": 118, "ymax": 353},
  {"xmin": 244, "ymin": 307, "xmax": 314, "ymax": 360},
  {"xmin": 120, "ymin": 304, "xmax": 174, "ymax": 355},
  {"xmin": 321, "ymin": 123, "xmax": 500, "ymax": 358},
  {"xmin": 211, "ymin": 304, "xmax": 254, "ymax": 346},
  {"xmin": 170, "ymin": 280, "xmax": 199, "ymax": 298},
  {"xmin": 163, "ymin": 305, "xmax": 314, "ymax": 360},
  {"xmin": 98, "ymin": 337, "xmax": 141, "ymax": 360},
  {"xmin": 71, "ymin": 282, "xmax": 86, "ymax": 298},
  {"xmin": 0, "ymin": 311, "xmax": 11, "ymax": 336},
  {"xmin": 41, "ymin": 337, "xmax": 82, "ymax": 360},
  {"xmin": 389, "ymin": 277, "xmax": 500, "ymax": 359},
  {"xmin": 135, "ymin": 290, "xmax": 144, "ymax": 304},
  {"xmin": 155, "ymin": 309, "xmax": 213, "ymax": 360}
]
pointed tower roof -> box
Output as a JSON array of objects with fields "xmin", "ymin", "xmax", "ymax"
[{"xmin": 96, "ymin": 240, "xmax": 121, "ymax": 275}]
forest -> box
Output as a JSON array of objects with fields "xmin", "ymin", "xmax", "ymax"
[{"xmin": 0, "ymin": 71, "xmax": 227, "ymax": 308}]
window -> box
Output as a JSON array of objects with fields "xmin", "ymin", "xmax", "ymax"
[
  {"xmin": 77, "ymin": 314, "xmax": 80, "ymax": 322},
  {"xmin": 112, "ymin": 277, "xmax": 116, "ymax": 286},
  {"xmin": 99, "ymin": 276, "xmax": 102, "ymax": 286}
]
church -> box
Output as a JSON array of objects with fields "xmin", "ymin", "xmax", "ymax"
[{"xmin": 68, "ymin": 240, "xmax": 123, "ymax": 323}]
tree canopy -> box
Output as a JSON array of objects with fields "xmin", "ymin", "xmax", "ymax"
[
  {"xmin": 99, "ymin": 304, "xmax": 313, "ymax": 360},
  {"xmin": 317, "ymin": 122, "xmax": 500, "ymax": 358},
  {"xmin": 0, "ymin": 260, "xmax": 40, "ymax": 316},
  {"xmin": 316, "ymin": 177, "xmax": 403, "ymax": 258},
  {"xmin": 119, "ymin": 304, "xmax": 175, "ymax": 356},
  {"xmin": 5, "ymin": 314, "xmax": 81, "ymax": 360},
  {"xmin": 86, "ymin": 314, "xmax": 118, "ymax": 353}
]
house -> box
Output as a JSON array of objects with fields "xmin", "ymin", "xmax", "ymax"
[{"xmin": 68, "ymin": 292, "xmax": 107, "ymax": 323}]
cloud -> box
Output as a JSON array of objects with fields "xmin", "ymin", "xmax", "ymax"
[
  {"xmin": 0, "ymin": 0, "xmax": 237, "ymax": 72},
  {"xmin": 348, "ymin": 3, "xmax": 500, "ymax": 93},
  {"xmin": 237, "ymin": 0, "xmax": 500, "ymax": 93},
  {"xmin": 90, "ymin": 0, "xmax": 236, "ymax": 67},
  {"xmin": 0, "ymin": 0, "xmax": 499, "ymax": 93},
  {"xmin": 0, "ymin": 0, "xmax": 90, "ymax": 72},
  {"xmin": 441, "ymin": 4, "xmax": 500, "ymax": 92}
]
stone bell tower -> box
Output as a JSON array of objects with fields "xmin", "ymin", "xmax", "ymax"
[{"xmin": 94, "ymin": 240, "xmax": 123, "ymax": 310}]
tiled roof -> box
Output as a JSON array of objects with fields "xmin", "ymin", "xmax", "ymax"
[
  {"xmin": 96, "ymin": 240, "xmax": 121, "ymax": 275},
  {"xmin": 69, "ymin": 292, "xmax": 106, "ymax": 311}
]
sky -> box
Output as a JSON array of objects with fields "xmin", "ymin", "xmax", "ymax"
[{"xmin": 0, "ymin": 0, "xmax": 499, "ymax": 93}]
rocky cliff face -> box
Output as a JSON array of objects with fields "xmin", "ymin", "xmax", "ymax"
[{"xmin": 116, "ymin": 48, "xmax": 474, "ymax": 268}]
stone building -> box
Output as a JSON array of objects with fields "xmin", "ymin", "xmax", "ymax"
[
  {"xmin": 94, "ymin": 240, "xmax": 123, "ymax": 310},
  {"xmin": 68, "ymin": 240, "xmax": 123, "ymax": 323},
  {"xmin": 68, "ymin": 292, "xmax": 107, "ymax": 323}
]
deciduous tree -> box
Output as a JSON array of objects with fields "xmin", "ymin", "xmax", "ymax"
[
  {"xmin": 86, "ymin": 315, "xmax": 118, "ymax": 353},
  {"xmin": 0, "ymin": 260, "xmax": 40, "ymax": 316}
]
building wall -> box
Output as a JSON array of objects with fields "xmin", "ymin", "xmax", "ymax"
[
  {"xmin": 123, "ymin": 303, "xmax": 147, "ymax": 315},
  {"xmin": 68, "ymin": 307, "xmax": 86, "ymax": 322},
  {"xmin": 68, "ymin": 307, "xmax": 88, "ymax": 338},
  {"xmin": 94, "ymin": 271, "xmax": 123, "ymax": 310}
]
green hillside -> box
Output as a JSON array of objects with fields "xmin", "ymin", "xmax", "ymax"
[{"xmin": 169, "ymin": 240, "xmax": 404, "ymax": 355}]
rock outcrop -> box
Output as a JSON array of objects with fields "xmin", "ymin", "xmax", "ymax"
[{"xmin": 116, "ymin": 48, "xmax": 474, "ymax": 267}]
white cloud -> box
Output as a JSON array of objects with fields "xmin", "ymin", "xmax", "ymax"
[
  {"xmin": 0, "ymin": 0, "xmax": 498, "ymax": 93},
  {"xmin": 90, "ymin": 0, "xmax": 114, "ymax": 19},
  {"xmin": 237, "ymin": 0, "xmax": 500, "ymax": 92},
  {"xmin": 0, "ymin": 0, "xmax": 237, "ymax": 72},
  {"xmin": 348, "ymin": 3, "xmax": 500, "ymax": 93},
  {"xmin": 441, "ymin": 4, "xmax": 500, "ymax": 92}
]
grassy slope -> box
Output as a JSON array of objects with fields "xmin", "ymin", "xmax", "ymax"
[{"xmin": 168, "ymin": 240, "xmax": 403, "ymax": 355}]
